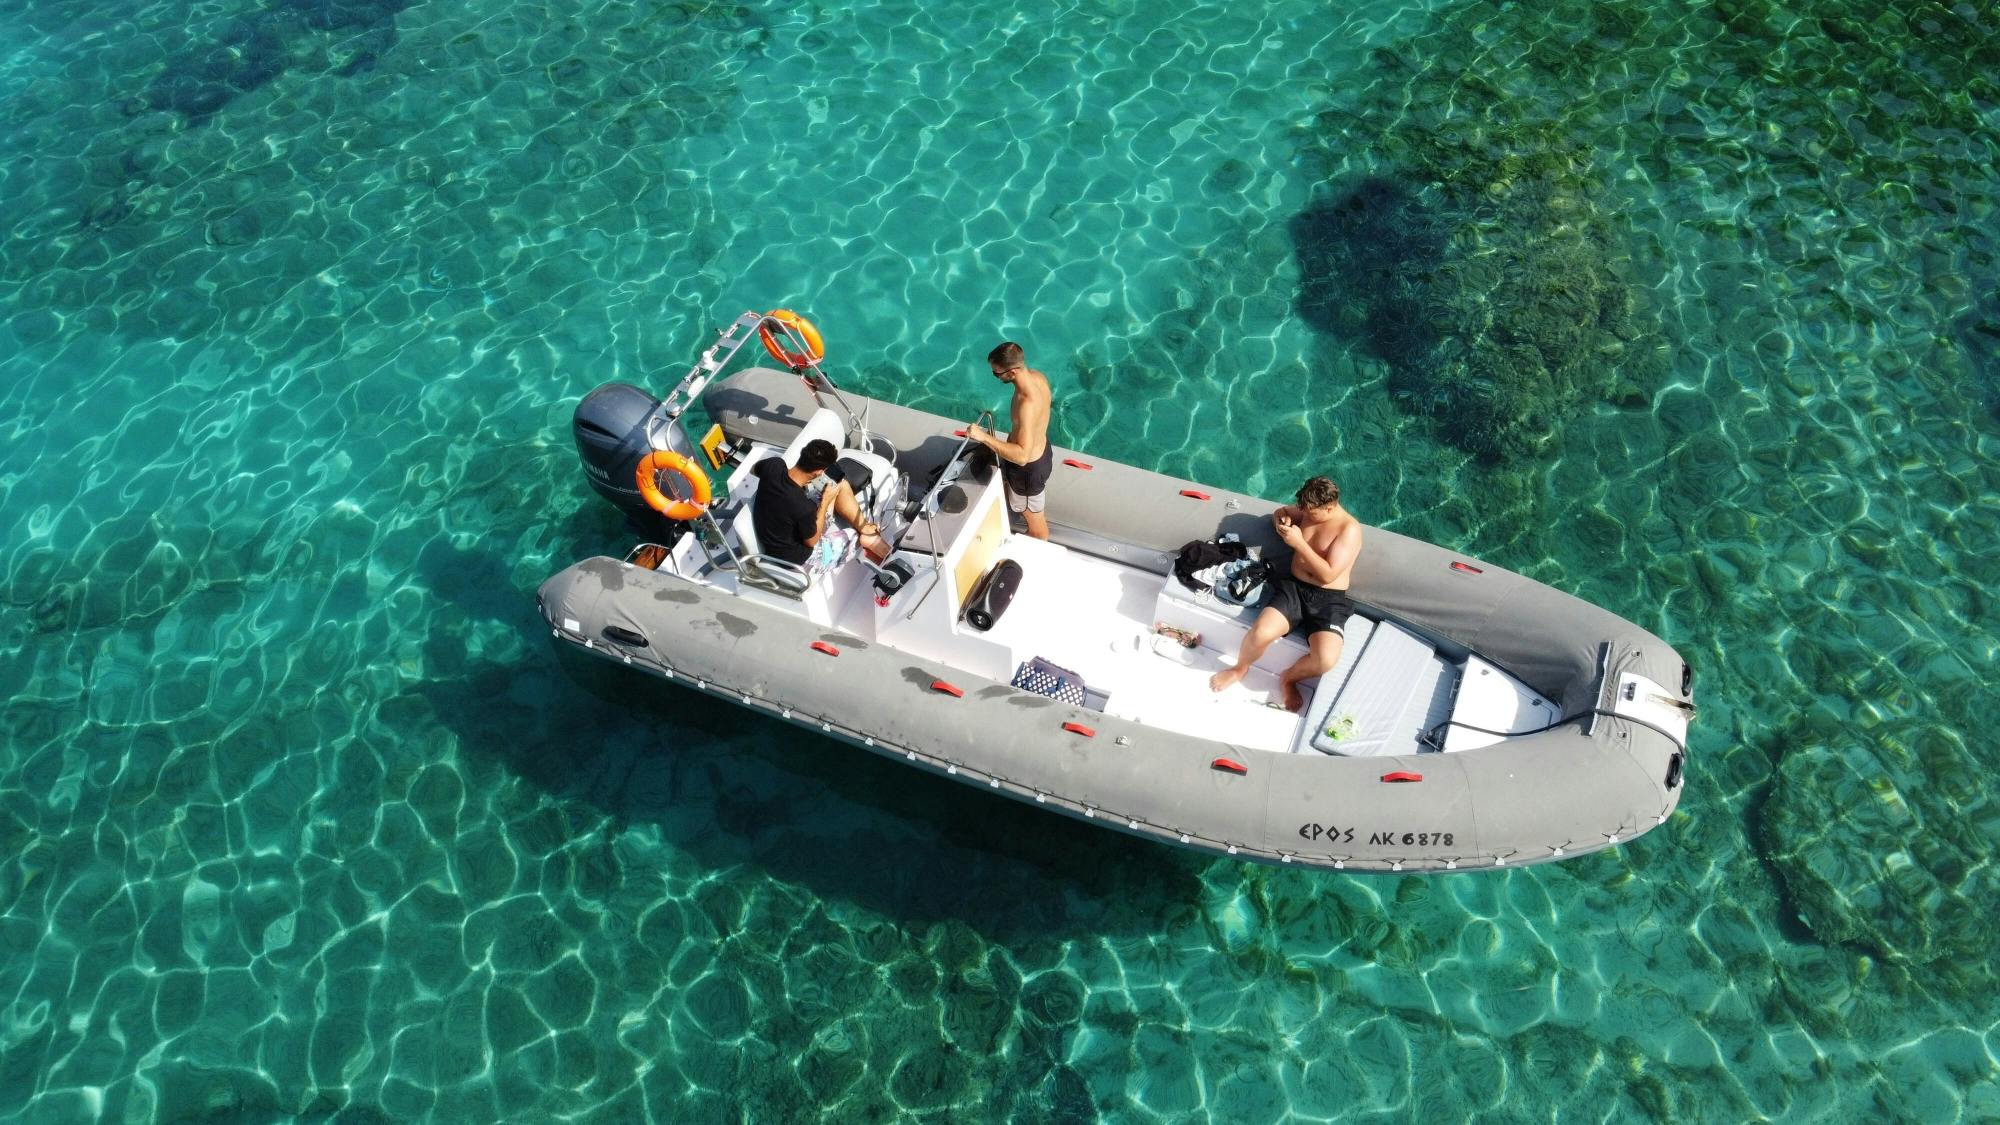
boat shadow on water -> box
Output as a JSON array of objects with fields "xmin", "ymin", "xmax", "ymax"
[{"xmin": 408, "ymin": 523, "xmax": 1209, "ymax": 942}]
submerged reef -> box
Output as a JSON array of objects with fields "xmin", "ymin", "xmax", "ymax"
[
  {"xmin": 1292, "ymin": 174, "xmax": 1663, "ymax": 461},
  {"xmin": 1292, "ymin": 65, "xmax": 1667, "ymax": 461},
  {"xmin": 0, "ymin": 0, "xmax": 761, "ymax": 348},
  {"xmin": 1760, "ymin": 739, "xmax": 1998, "ymax": 967},
  {"xmin": 1292, "ymin": 0, "xmax": 2000, "ymax": 971},
  {"xmin": 140, "ymin": 0, "xmax": 414, "ymax": 123}
]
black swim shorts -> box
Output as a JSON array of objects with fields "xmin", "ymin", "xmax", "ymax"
[
  {"xmin": 1001, "ymin": 443, "xmax": 1055, "ymax": 514},
  {"xmin": 1265, "ymin": 573, "xmax": 1355, "ymax": 638}
]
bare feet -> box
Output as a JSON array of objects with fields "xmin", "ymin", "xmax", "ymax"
[
  {"xmin": 1282, "ymin": 679, "xmax": 1305, "ymax": 713},
  {"xmin": 1209, "ymin": 666, "xmax": 1245, "ymax": 693},
  {"xmin": 859, "ymin": 523, "xmax": 890, "ymax": 564}
]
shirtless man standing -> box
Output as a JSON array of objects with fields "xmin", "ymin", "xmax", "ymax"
[
  {"xmin": 1208, "ymin": 476, "xmax": 1364, "ymax": 711},
  {"xmin": 964, "ymin": 341, "xmax": 1054, "ymax": 540}
]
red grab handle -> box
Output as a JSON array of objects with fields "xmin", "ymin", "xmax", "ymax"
[
  {"xmin": 1450, "ymin": 561, "xmax": 1484, "ymax": 575},
  {"xmin": 1381, "ymin": 771, "xmax": 1424, "ymax": 783},
  {"xmin": 1211, "ymin": 758, "xmax": 1248, "ymax": 775},
  {"xmin": 810, "ymin": 641, "xmax": 840, "ymax": 657},
  {"xmin": 1062, "ymin": 459, "xmax": 1093, "ymax": 470},
  {"xmin": 930, "ymin": 680, "xmax": 964, "ymax": 698},
  {"xmin": 1062, "ymin": 722, "xmax": 1096, "ymax": 738},
  {"xmin": 953, "ymin": 429, "xmax": 967, "ymax": 437},
  {"xmin": 1179, "ymin": 490, "xmax": 1210, "ymax": 501}
]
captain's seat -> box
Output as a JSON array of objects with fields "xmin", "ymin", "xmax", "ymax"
[
  {"xmin": 723, "ymin": 409, "xmax": 902, "ymax": 613},
  {"xmin": 776, "ymin": 408, "xmax": 897, "ymax": 505}
]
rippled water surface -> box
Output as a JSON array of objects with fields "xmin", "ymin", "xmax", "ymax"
[{"xmin": 2, "ymin": 0, "xmax": 1997, "ymax": 1119}]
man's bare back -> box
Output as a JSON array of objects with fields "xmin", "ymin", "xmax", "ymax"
[{"xmin": 1004, "ymin": 368, "xmax": 1051, "ymax": 463}]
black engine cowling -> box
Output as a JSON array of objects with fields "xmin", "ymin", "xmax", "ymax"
[{"xmin": 574, "ymin": 382, "xmax": 679, "ymax": 536}]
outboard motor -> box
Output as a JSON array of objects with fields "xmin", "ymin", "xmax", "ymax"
[{"xmin": 573, "ymin": 382, "xmax": 684, "ymax": 542}]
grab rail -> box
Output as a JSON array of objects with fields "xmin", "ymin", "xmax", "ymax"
[
  {"xmin": 895, "ymin": 411, "xmax": 994, "ymax": 621},
  {"xmin": 644, "ymin": 311, "xmax": 768, "ymax": 453},
  {"xmin": 740, "ymin": 554, "xmax": 810, "ymax": 599},
  {"xmin": 643, "ymin": 311, "xmax": 882, "ymax": 511},
  {"xmin": 913, "ymin": 409, "xmax": 994, "ymax": 521}
]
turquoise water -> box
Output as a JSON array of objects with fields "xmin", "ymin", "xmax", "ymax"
[{"xmin": 2, "ymin": 0, "xmax": 1997, "ymax": 1118}]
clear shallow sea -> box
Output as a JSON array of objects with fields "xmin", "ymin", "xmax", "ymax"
[{"xmin": 1, "ymin": 0, "xmax": 1996, "ymax": 1119}]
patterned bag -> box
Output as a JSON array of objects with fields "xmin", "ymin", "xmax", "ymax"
[
  {"xmin": 1213, "ymin": 558, "xmax": 1273, "ymax": 608},
  {"xmin": 1011, "ymin": 656, "xmax": 1087, "ymax": 706}
]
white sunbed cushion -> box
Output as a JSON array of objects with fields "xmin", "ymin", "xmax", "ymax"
[{"xmin": 1306, "ymin": 620, "xmax": 1438, "ymax": 757}]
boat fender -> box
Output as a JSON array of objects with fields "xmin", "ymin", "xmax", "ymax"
[
  {"xmin": 758, "ymin": 308, "xmax": 824, "ymax": 369},
  {"xmin": 635, "ymin": 450, "xmax": 711, "ymax": 521}
]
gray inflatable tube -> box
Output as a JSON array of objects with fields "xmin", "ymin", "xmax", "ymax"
[{"xmin": 536, "ymin": 368, "xmax": 1692, "ymax": 874}]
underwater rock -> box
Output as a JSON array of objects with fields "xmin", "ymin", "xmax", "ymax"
[
  {"xmin": 1291, "ymin": 0, "xmax": 2000, "ymax": 467},
  {"xmin": 5, "ymin": 0, "xmax": 755, "ymax": 351},
  {"xmin": 1760, "ymin": 741, "xmax": 1998, "ymax": 965},
  {"xmin": 1205, "ymin": 157, "xmax": 1254, "ymax": 196},
  {"xmin": 1293, "ymin": 158, "xmax": 1667, "ymax": 461},
  {"xmin": 140, "ymin": 0, "xmax": 414, "ymax": 124}
]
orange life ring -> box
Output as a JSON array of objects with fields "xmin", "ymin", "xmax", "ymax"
[
  {"xmin": 759, "ymin": 309, "xmax": 825, "ymax": 369},
  {"xmin": 635, "ymin": 449, "xmax": 712, "ymax": 521}
]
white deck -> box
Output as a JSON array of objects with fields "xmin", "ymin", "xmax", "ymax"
[
  {"xmin": 964, "ymin": 534, "xmax": 1306, "ymax": 753},
  {"xmin": 669, "ymin": 419, "xmax": 1557, "ymax": 759}
]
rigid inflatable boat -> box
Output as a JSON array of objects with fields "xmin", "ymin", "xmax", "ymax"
[{"xmin": 537, "ymin": 310, "xmax": 1694, "ymax": 873}]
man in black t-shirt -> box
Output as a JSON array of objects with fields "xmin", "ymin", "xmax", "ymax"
[{"xmin": 748, "ymin": 439, "xmax": 888, "ymax": 568}]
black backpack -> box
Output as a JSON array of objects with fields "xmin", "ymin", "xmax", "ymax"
[{"xmin": 1172, "ymin": 536, "xmax": 1248, "ymax": 593}]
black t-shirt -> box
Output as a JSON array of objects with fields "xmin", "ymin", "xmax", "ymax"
[{"xmin": 750, "ymin": 458, "xmax": 820, "ymax": 565}]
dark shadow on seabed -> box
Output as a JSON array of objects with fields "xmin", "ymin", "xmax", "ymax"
[
  {"xmin": 404, "ymin": 523, "xmax": 1210, "ymax": 944},
  {"xmin": 140, "ymin": 0, "xmax": 414, "ymax": 123}
]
